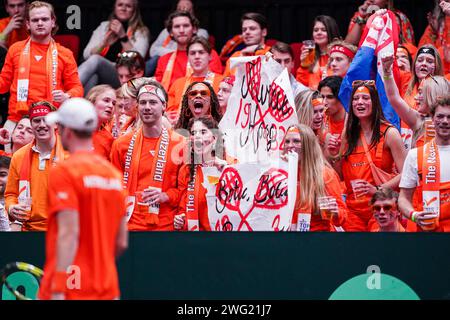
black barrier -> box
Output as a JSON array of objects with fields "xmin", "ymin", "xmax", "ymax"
[{"xmin": 1, "ymin": 232, "xmax": 450, "ymax": 300}]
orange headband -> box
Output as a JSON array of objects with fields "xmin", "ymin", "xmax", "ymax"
[
  {"xmin": 356, "ymin": 86, "xmax": 370, "ymax": 94},
  {"xmin": 287, "ymin": 127, "xmax": 300, "ymax": 134},
  {"xmin": 29, "ymin": 105, "xmax": 52, "ymax": 120},
  {"xmin": 312, "ymin": 97, "xmax": 324, "ymax": 107},
  {"xmin": 330, "ymin": 45, "xmax": 355, "ymax": 59}
]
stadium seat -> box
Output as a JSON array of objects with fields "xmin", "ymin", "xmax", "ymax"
[
  {"xmin": 265, "ymin": 38, "xmax": 279, "ymax": 47},
  {"xmin": 54, "ymin": 34, "xmax": 80, "ymax": 63},
  {"xmin": 290, "ymin": 42, "xmax": 302, "ymax": 73},
  {"xmin": 208, "ymin": 34, "xmax": 216, "ymax": 50}
]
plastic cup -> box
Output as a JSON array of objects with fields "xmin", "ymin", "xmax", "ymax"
[
  {"xmin": 147, "ymin": 187, "xmax": 161, "ymax": 215},
  {"xmin": 18, "ymin": 196, "xmax": 32, "ymax": 220},
  {"xmin": 421, "ymin": 208, "xmax": 439, "ymax": 231},
  {"xmin": 301, "ymin": 40, "xmax": 315, "ymax": 67},
  {"xmin": 350, "ymin": 179, "xmax": 365, "ymax": 199},
  {"xmin": 135, "ymin": 191, "xmax": 149, "ymax": 214},
  {"xmin": 303, "ymin": 40, "xmax": 315, "ymax": 49},
  {"xmin": 318, "ymin": 196, "xmax": 337, "ymax": 220}
]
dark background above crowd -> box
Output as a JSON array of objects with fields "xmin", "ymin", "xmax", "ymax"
[{"xmin": 0, "ymin": 0, "xmax": 433, "ymax": 63}]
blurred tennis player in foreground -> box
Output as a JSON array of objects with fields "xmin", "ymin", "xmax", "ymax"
[{"xmin": 38, "ymin": 98, "xmax": 128, "ymax": 300}]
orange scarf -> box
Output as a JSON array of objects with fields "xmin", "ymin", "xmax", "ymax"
[
  {"xmin": 422, "ymin": 139, "xmax": 440, "ymax": 217},
  {"xmin": 186, "ymin": 165, "xmax": 201, "ymax": 231},
  {"xmin": 18, "ymin": 135, "xmax": 65, "ymax": 202},
  {"xmin": 161, "ymin": 50, "xmax": 193, "ymax": 90},
  {"xmin": 162, "ymin": 34, "xmax": 171, "ymax": 47},
  {"xmin": 122, "ymin": 127, "xmax": 170, "ymax": 225},
  {"xmin": 17, "ymin": 38, "xmax": 58, "ymax": 115}
]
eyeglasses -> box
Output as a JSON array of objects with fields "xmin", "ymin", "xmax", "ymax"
[
  {"xmin": 372, "ymin": 204, "xmax": 394, "ymax": 212},
  {"xmin": 352, "ymin": 80, "xmax": 376, "ymax": 88},
  {"xmin": 188, "ymin": 90, "xmax": 210, "ymax": 98}
]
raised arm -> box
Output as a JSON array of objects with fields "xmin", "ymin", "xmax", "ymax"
[{"xmin": 381, "ymin": 54, "xmax": 422, "ymax": 131}]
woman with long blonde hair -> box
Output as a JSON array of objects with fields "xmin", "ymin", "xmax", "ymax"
[
  {"xmin": 295, "ymin": 90, "xmax": 328, "ymax": 151},
  {"xmin": 79, "ymin": 0, "xmax": 150, "ymax": 93},
  {"xmin": 112, "ymin": 83, "xmax": 141, "ymax": 138},
  {"xmin": 86, "ymin": 84, "xmax": 117, "ymax": 159},
  {"xmin": 382, "ymin": 54, "xmax": 450, "ymax": 149},
  {"xmin": 282, "ymin": 124, "xmax": 346, "ymax": 232},
  {"xmin": 404, "ymin": 45, "xmax": 444, "ymax": 108}
]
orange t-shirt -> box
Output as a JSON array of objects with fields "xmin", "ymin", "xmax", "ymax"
[
  {"xmin": 155, "ymin": 49, "xmax": 223, "ymax": 90},
  {"xmin": 418, "ymin": 16, "xmax": 450, "ymax": 50},
  {"xmin": 0, "ymin": 17, "xmax": 28, "ymax": 48},
  {"xmin": 223, "ymin": 45, "xmax": 271, "ymax": 77},
  {"xmin": 296, "ymin": 54, "xmax": 330, "ymax": 90},
  {"xmin": 93, "ymin": 126, "xmax": 114, "ymax": 160},
  {"xmin": 292, "ymin": 165, "xmax": 347, "ymax": 232},
  {"xmin": 341, "ymin": 124, "xmax": 395, "ymax": 231},
  {"xmin": 38, "ymin": 151, "xmax": 126, "ymax": 300},
  {"xmin": 325, "ymin": 115, "xmax": 345, "ymax": 138},
  {"xmin": 399, "ymin": 69, "xmax": 412, "ymax": 98},
  {"xmin": 167, "ymin": 73, "xmax": 224, "ymax": 115},
  {"xmin": 110, "ymin": 130, "xmax": 185, "ymax": 231},
  {"xmin": 177, "ymin": 164, "xmax": 211, "ymax": 231},
  {"xmin": 0, "ymin": 39, "xmax": 83, "ymax": 122}
]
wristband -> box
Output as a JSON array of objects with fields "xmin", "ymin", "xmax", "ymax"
[
  {"xmin": 51, "ymin": 271, "xmax": 68, "ymax": 293},
  {"xmin": 352, "ymin": 16, "xmax": 367, "ymax": 25},
  {"xmin": 410, "ymin": 211, "xmax": 418, "ymax": 223}
]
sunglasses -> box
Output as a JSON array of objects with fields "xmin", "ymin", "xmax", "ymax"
[
  {"xmin": 188, "ymin": 90, "xmax": 210, "ymax": 98},
  {"xmin": 372, "ymin": 204, "xmax": 395, "ymax": 212},
  {"xmin": 117, "ymin": 51, "xmax": 138, "ymax": 59},
  {"xmin": 127, "ymin": 78, "xmax": 137, "ymax": 90},
  {"xmin": 352, "ymin": 80, "xmax": 376, "ymax": 88}
]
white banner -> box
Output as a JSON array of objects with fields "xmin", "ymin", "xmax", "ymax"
[
  {"xmin": 201, "ymin": 152, "xmax": 298, "ymax": 231},
  {"xmin": 219, "ymin": 56, "xmax": 298, "ymax": 163}
]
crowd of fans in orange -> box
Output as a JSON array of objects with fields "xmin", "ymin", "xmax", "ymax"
[{"xmin": 0, "ymin": 0, "xmax": 449, "ymax": 236}]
